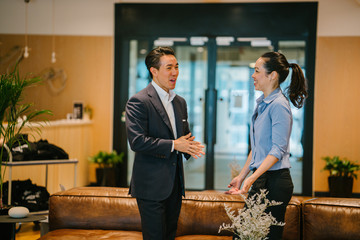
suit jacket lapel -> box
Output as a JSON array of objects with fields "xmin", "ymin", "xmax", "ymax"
[{"xmin": 146, "ymin": 84, "xmax": 175, "ymax": 138}]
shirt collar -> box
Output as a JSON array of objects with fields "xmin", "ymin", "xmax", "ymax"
[
  {"xmin": 151, "ymin": 81, "xmax": 176, "ymax": 102},
  {"xmin": 256, "ymin": 88, "xmax": 282, "ymax": 105}
]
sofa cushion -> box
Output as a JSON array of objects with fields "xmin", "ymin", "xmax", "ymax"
[
  {"xmin": 38, "ymin": 229, "xmax": 143, "ymax": 240},
  {"xmin": 48, "ymin": 187, "xmax": 141, "ymax": 232},
  {"xmin": 176, "ymin": 235, "xmax": 232, "ymax": 240},
  {"xmin": 177, "ymin": 190, "xmax": 245, "ymax": 237},
  {"xmin": 303, "ymin": 197, "xmax": 360, "ymax": 240}
]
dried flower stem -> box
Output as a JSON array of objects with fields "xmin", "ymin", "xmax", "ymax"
[{"xmin": 219, "ymin": 189, "xmax": 285, "ymax": 240}]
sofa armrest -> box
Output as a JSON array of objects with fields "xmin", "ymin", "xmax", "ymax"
[{"xmin": 283, "ymin": 196, "xmax": 312, "ymax": 240}]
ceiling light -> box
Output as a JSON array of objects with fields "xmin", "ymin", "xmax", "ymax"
[
  {"xmin": 157, "ymin": 37, "xmax": 187, "ymax": 42},
  {"xmin": 154, "ymin": 40, "xmax": 173, "ymax": 46},
  {"xmin": 237, "ymin": 37, "xmax": 268, "ymax": 42},
  {"xmin": 251, "ymin": 40, "xmax": 272, "ymax": 47},
  {"xmin": 216, "ymin": 37, "xmax": 234, "ymax": 46},
  {"xmin": 249, "ymin": 62, "xmax": 255, "ymax": 68},
  {"xmin": 190, "ymin": 37, "xmax": 208, "ymax": 46}
]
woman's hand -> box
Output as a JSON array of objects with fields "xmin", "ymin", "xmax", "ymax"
[
  {"xmin": 225, "ymin": 151, "xmax": 252, "ymax": 195},
  {"xmin": 226, "ymin": 175, "xmax": 256, "ymax": 195},
  {"xmin": 225, "ymin": 175, "xmax": 244, "ymax": 194},
  {"xmin": 225, "ymin": 187, "xmax": 241, "ymax": 195},
  {"xmin": 239, "ymin": 176, "xmax": 256, "ymax": 194}
]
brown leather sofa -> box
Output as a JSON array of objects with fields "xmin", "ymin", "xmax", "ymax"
[
  {"xmin": 39, "ymin": 187, "xmax": 360, "ymax": 240},
  {"xmin": 302, "ymin": 198, "xmax": 360, "ymax": 240}
]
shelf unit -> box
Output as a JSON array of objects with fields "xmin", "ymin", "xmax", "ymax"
[{"xmin": 1, "ymin": 159, "xmax": 78, "ymax": 205}]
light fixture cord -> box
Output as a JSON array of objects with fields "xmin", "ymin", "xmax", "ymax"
[{"xmin": 25, "ymin": 1, "xmax": 28, "ymax": 46}]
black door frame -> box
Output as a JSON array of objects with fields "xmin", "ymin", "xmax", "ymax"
[{"xmin": 114, "ymin": 2, "xmax": 317, "ymax": 196}]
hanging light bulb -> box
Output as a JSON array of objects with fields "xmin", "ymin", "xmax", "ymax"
[
  {"xmin": 51, "ymin": 0, "xmax": 56, "ymax": 63},
  {"xmin": 51, "ymin": 51, "xmax": 56, "ymax": 63},
  {"xmin": 24, "ymin": 0, "xmax": 30, "ymax": 58},
  {"xmin": 24, "ymin": 46, "xmax": 29, "ymax": 58}
]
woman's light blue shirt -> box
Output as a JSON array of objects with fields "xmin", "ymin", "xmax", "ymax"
[{"xmin": 249, "ymin": 88, "xmax": 292, "ymax": 171}]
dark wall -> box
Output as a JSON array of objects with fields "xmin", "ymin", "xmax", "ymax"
[{"xmin": 115, "ymin": 3, "xmax": 317, "ymax": 39}]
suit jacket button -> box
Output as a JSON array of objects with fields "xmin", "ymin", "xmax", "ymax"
[{"xmin": 172, "ymin": 162, "xmax": 176, "ymax": 166}]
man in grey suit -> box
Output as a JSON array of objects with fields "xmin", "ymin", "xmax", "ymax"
[{"xmin": 125, "ymin": 46, "xmax": 205, "ymax": 240}]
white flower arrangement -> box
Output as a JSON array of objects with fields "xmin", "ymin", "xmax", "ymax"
[{"xmin": 219, "ymin": 189, "xmax": 285, "ymax": 240}]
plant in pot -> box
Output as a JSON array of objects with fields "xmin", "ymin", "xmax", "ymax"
[
  {"xmin": 89, "ymin": 150, "xmax": 124, "ymax": 187},
  {"xmin": 322, "ymin": 156, "xmax": 360, "ymax": 198},
  {"xmin": 0, "ymin": 64, "xmax": 51, "ymax": 214}
]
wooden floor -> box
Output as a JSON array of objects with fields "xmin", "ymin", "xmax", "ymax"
[{"xmin": 16, "ymin": 222, "xmax": 42, "ymax": 240}]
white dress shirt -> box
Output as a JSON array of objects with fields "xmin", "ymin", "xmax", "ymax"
[{"xmin": 151, "ymin": 81, "xmax": 177, "ymax": 151}]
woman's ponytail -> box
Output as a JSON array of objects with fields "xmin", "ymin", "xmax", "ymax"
[
  {"xmin": 287, "ymin": 63, "xmax": 308, "ymax": 108},
  {"xmin": 261, "ymin": 52, "xmax": 308, "ymax": 109}
]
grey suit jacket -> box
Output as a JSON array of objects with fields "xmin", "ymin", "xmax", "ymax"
[{"xmin": 125, "ymin": 83, "xmax": 190, "ymax": 201}]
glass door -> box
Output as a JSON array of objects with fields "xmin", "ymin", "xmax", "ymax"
[
  {"xmin": 214, "ymin": 46, "xmax": 270, "ymax": 190},
  {"xmin": 173, "ymin": 45, "xmax": 208, "ymax": 189}
]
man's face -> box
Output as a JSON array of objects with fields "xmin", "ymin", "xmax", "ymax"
[{"xmin": 151, "ymin": 55, "xmax": 179, "ymax": 92}]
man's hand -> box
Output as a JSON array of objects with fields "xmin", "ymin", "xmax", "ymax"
[{"xmin": 174, "ymin": 133, "xmax": 205, "ymax": 159}]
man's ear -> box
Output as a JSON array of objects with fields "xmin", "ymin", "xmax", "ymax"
[{"xmin": 150, "ymin": 67, "xmax": 158, "ymax": 78}]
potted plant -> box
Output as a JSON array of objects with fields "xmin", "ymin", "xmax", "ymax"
[
  {"xmin": 88, "ymin": 150, "xmax": 124, "ymax": 187},
  {"xmin": 0, "ymin": 64, "xmax": 51, "ymax": 213},
  {"xmin": 322, "ymin": 156, "xmax": 360, "ymax": 197}
]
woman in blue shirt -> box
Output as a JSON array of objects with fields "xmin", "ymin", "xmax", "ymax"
[{"xmin": 227, "ymin": 52, "xmax": 308, "ymax": 239}]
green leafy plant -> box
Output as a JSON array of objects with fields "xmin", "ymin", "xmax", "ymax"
[
  {"xmin": 0, "ymin": 64, "xmax": 52, "ymax": 209},
  {"xmin": 89, "ymin": 150, "xmax": 124, "ymax": 168},
  {"xmin": 322, "ymin": 156, "xmax": 360, "ymax": 179}
]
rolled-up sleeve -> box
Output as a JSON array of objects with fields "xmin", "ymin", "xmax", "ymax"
[{"xmin": 268, "ymin": 101, "xmax": 292, "ymax": 160}]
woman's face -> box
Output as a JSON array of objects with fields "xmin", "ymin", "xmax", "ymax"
[{"xmin": 252, "ymin": 57, "xmax": 273, "ymax": 95}]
